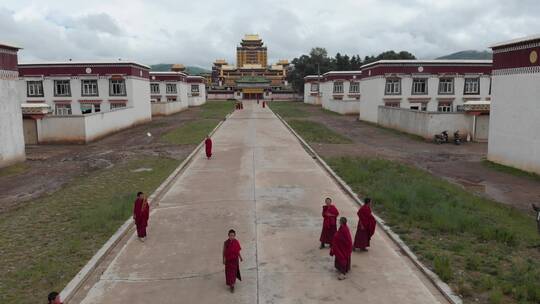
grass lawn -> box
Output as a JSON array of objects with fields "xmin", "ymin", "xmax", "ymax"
[
  {"xmin": 326, "ymin": 156, "xmax": 540, "ymax": 304},
  {"xmin": 0, "ymin": 163, "xmax": 29, "ymax": 178},
  {"xmin": 161, "ymin": 100, "xmax": 235, "ymax": 145},
  {"xmin": 482, "ymin": 160, "xmax": 540, "ymax": 182},
  {"xmin": 161, "ymin": 120, "xmax": 221, "ymax": 145},
  {"xmin": 0, "ymin": 156, "xmax": 180, "ymax": 304},
  {"xmin": 198, "ymin": 100, "xmax": 235, "ymax": 119},
  {"xmin": 287, "ymin": 119, "xmax": 352, "ymax": 144},
  {"xmin": 269, "ymin": 100, "xmax": 310, "ymax": 118}
]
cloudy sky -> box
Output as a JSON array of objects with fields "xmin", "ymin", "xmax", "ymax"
[{"xmin": 1, "ymin": 0, "xmax": 539, "ymax": 68}]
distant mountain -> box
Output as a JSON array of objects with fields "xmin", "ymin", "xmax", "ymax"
[
  {"xmin": 150, "ymin": 64, "xmax": 211, "ymax": 75},
  {"xmin": 436, "ymin": 50, "xmax": 492, "ymax": 60}
]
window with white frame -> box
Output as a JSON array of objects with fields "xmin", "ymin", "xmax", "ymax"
[
  {"xmin": 150, "ymin": 83, "xmax": 160, "ymax": 94},
  {"xmin": 110, "ymin": 103, "xmax": 126, "ymax": 110},
  {"xmin": 333, "ymin": 81, "xmax": 344, "ymax": 93},
  {"xmin": 412, "ymin": 78, "xmax": 427, "ymax": 95},
  {"xmin": 54, "ymin": 104, "xmax": 72, "ymax": 115},
  {"xmin": 109, "ymin": 79, "xmax": 126, "ymax": 96},
  {"xmin": 385, "ymin": 78, "xmax": 401, "ymax": 95},
  {"xmin": 80, "ymin": 103, "xmax": 100, "ymax": 114},
  {"xmin": 438, "ymin": 78, "xmax": 454, "ymax": 95},
  {"xmin": 166, "ymin": 83, "xmax": 177, "ymax": 94},
  {"xmin": 54, "ymin": 80, "xmax": 71, "ymax": 96},
  {"xmin": 464, "ymin": 78, "xmax": 480, "ymax": 95},
  {"xmin": 310, "ymin": 83, "xmax": 319, "ymax": 92},
  {"xmin": 191, "ymin": 84, "xmax": 199, "ymax": 92},
  {"xmin": 438, "ymin": 102, "xmax": 452, "ymax": 112},
  {"xmin": 81, "ymin": 80, "xmax": 99, "ymax": 96},
  {"xmin": 410, "ymin": 103, "xmax": 428, "ymax": 111},
  {"xmin": 27, "ymin": 81, "xmax": 44, "ymax": 97},
  {"xmin": 349, "ymin": 82, "xmax": 360, "ymax": 93}
]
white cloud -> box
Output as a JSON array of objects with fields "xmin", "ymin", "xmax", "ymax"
[{"xmin": 1, "ymin": 0, "xmax": 539, "ymax": 68}]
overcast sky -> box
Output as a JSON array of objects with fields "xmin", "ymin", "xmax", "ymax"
[{"xmin": 1, "ymin": 0, "xmax": 539, "ymax": 68}]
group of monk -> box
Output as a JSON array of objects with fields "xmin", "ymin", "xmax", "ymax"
[
  {"xmin": 320, "ymin": 197, "xmax": 376, "ymax": 280},
  {"xmin": 235, "ymin": 101, "xmax": 244, "ymax": 110}
]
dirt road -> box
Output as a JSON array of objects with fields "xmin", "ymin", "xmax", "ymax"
[{"xmin": 0, "ymin": 109, "xmax": 201, "ymax": 213}]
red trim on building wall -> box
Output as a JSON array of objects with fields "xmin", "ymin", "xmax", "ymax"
[
  {"xmin": 186, "ymin": 77, "xmax": 204, "ymax": 83},
  {"xmin": 53, "ymin": 100, "xmax": 72, "ymax": 104},
  {"xmin": 19, "ymin": 64, "xmax": 150, "ymax": 78},
  {"xmin": 492, "ymin": 46, "xmax": 540, "ymax": 70},
  {"xmin": 0, "ymin": 53, "xmax": 18, "ymax": 71},
  {"xmin": 362, "ymin": 64, "xmax": 492, "ymax": 78},
  {"xmin": 150, "ymin": 74, "xmax": 186, "ymax": 81},
  {"xmin": 108, "ymin": 99, "xmax": 128, "ymax": 103}
]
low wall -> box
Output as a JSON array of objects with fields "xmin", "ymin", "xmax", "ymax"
[
  {"xmin": 322, "ymin": 99, "xmax": 359, "ymax": 115},
  {"xmin": 271, "ymin": 92, "xmax": 298, "ymax": 100},
  {"xmin": 39, "ymin": 107, "xmax": 152, "ymax": 144},
  {"xmin": 377, "ymin": 106, "xmax": 472, "ymax": 139},
  {"xmin": 151, "ymin": 101, "xmax": 188, "ymax": 116},
  {"xmin": 0, "ymin": 78, "xmax": 25, "ymax": 168},
  {"xmin": 208, "ymin": 92, "xmax": 235, "ymax": 100},
  {"xmin": 188, "ymin": 95, "xmax": 205, "ymax": 106}
]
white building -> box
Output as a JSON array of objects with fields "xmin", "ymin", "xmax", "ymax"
[
  {"xmin": 304, "ymin": 71, "xmax": 361, "ymax": 114},
  {"xmin": 488, "ymin": 34, "xmax": 540, "ymax": 174},
  {"xmin": 18, "ymin": 61, "xmax": 152, "ymax": 144},
  {"xmin": 0, "ymin": 43, "xmax": 25, "ymax": 168},
  {"xmin": 186, "ymin": 76, "xmax": 206, "ymax": 106},
  {"xmin": 149, "ymin": 71, "xmax": 189, "ymax": 116},
  {"xmin": 359, "ymin": 60, "xmax": 492, "ymax": 123}
]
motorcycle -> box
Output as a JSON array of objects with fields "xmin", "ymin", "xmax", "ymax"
[
  {"xmin": 454, "ymin": 130, "xmax": 462, "ymax": 145},
  {"xmin": 434, "ymin": 131, "xmax": 449, "ymax": 144}
]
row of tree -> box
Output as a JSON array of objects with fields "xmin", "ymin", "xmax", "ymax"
[{"xmin": 287, "ymin": 48, "xmax": 416, "ymax": 93}]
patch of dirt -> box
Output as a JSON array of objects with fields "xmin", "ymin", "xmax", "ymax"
[
  {"xmin": 302, "ymin": 107, "xmax": 540, "ymax": 214},
  {"xmin": 0, "ymin": 108, "xmax": 203, "ymax": 214}
]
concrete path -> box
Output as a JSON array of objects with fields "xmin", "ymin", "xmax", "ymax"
[{"xmin": 78, "ymin": 101, "xmax": 448, "ymax": 304}]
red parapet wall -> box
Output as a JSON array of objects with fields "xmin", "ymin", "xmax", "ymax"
[
  {"xmin": 492, "ymin": 38, "xmax": 540, "ymax": 71},
  {"xmin": 18, "ymin": 63, "xmax": 150, "ymax": 78}
]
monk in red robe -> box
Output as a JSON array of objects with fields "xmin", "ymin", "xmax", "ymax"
[
  {"xmin": 223, "ymin": 229, "xmax": 243, "ymax": 293},
  {"xmin": 205, "ymin": 135, "xmax": 212, "ymax": 159},
  {"xmin": 330, "ymin": 217, "xmax": 353, "ymax": 280},
  {"xmin": 262, "ymin": 100, "xmax": 266, "ymax": 108},
  {"xmin": 133, "ymin": 192, "xmax": 150, "ymax": 242},
  {"xmin": 354, "ymin": 198, "xmax": 376, "ymax": 251},
  {"xmin": 320, "ymin": 197, "xmax": 339, "ymax": 249}
]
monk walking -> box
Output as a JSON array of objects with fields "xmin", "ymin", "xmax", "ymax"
[
  {"xmin": 354, "ymin": 198, "xmax": 377, "ymax": 251},
  {"xmin": 330, "ymin": 217, "xmax": 353, "ymax": 280},
  {"xmin": 205, "ymin": 135, "xmax": 212, "ymax": 159},
  {"xmin": 320, "ymin": 197, "xmax": 339, "ymax": 249},
  {"xmin": 223, "ymin": 229, "xmax": 243, "ymax": 293},
  {"xmin": 262, "ymin": 100, "xmax": 266, "ymax": 108},
  {"xmin": 133, "ymin": 192, "xmax": 150, "ymax": 242}
]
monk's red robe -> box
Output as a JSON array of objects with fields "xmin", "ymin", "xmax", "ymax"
[
  {"xmin": 223, "ymin": 239, "xmax": 242, "ymax": 286},
  {"xmin": 320, "ymin": 205, "xmax": 339, "ymax": 244},
  {"xmin": 205, "ymin": 138, "xmax": 212, "ymax": 158},
  {"xmin": 262, "ymin": 101, "xmax": 266, "ymax": 108},
  {"xmin": 133, "ymin": 198, "xmax": 149, "ymax": 238},
  {"xmin": 354, "ymin": 204, "xmax": 376, "ymax": 249},
  {"xmin": 330, "ymin": 223, "xmax": 353, "ymax": 274}
]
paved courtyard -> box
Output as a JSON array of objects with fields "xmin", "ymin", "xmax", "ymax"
[{"xmin": 77, "ymin": 101, "xmax": 448, "ymax": 303}]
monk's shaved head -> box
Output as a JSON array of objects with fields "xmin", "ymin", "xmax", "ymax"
[{"xmin": 340, "ymin": 217, "xmax": 347, "ymax": 225}]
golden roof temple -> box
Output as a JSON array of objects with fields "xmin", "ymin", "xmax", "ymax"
[{"xmin": 209, "ymin": 34, "xmax": 292, "ymax": 100}]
